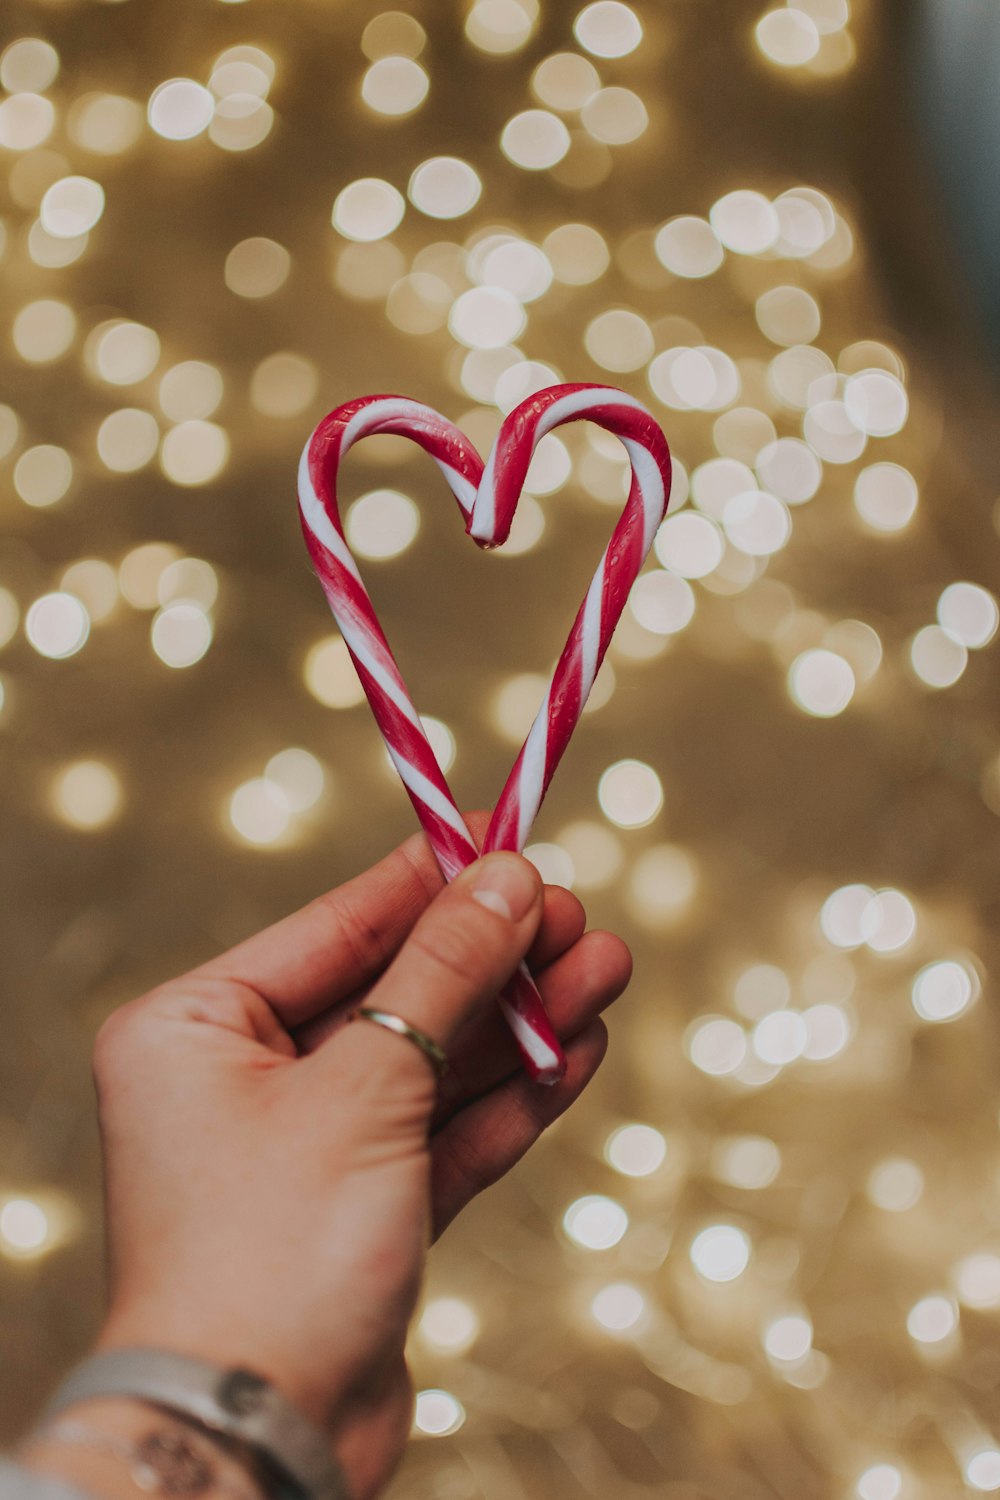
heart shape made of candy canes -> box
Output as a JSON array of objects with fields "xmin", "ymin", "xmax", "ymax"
[{"xmin": 297, "ymin": 383, "xmax": 673, "ymax": 1083}]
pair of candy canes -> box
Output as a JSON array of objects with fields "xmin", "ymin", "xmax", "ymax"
[{"xmin": 298, "ymin": 384, "xmax": 673, "ymax": 1084}]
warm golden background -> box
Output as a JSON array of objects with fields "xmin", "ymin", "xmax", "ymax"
[{"xmin": 3, "ymin": 0, "xmax": 1000, "ymax": 1495}]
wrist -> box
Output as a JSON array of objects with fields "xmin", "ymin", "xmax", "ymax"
[
  {"xmin": 40, "ymin": 1335, "xmax": 356, "ymax": 1500},
  {"xmin": 93, "ymin": 1311, "xmax": 344, "ymax": 1440}
]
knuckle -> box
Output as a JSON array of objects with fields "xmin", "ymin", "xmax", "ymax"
[
  {"xmin": 407, "ymin": 913, "xmax": 499, "ymax": 987},
  {"xmin": 171, "ymin": 975, "xmax": 259, "ymax": 1036},
  {"xmin": 392, "ymin": 840, "xmax": 445, "ymax": 908},
  {"xmin": 91, "ymin": 996, "xmax": 149, "ymax": 1076},
  {"xmin": 318, "ymin": 885, "xmax": 393, "ymax": 975}
]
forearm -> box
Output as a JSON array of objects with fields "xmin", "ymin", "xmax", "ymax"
[{"xmin": 13, "ymin": 1398, "xmax": 271, "ymax": 1500}]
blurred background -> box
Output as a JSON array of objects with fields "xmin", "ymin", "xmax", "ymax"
[{"xmin": 2, "ymin": 1, "xmax": 1000, "ymax": 1496}]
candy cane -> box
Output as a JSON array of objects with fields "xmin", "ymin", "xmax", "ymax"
[{"xmin": 297, "ymin": 383, "xmax": 672, "ymax": 1083}]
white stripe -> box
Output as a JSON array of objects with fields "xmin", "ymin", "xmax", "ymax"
[
  {"xmin": 297, "ymin": 446, "xmax": 363, "ymax": 584},
  {"xmin": 468, "ymin": 442, "xmax": 498, "ymax": 542},
  {"xmin": 339, "ymin": 397, "xmax": 429, "ymax": 455},
  {"xmin": 499, "ymin": 981, "xmax": 562, "ymax": 1071},
  {"xmin": 469, "ymin": 386, "xmax": 660, "ymax": 544},
  {"xmin": 431, "ymin": 458, "xmax": 475, "ymax": 516},
  {"xmin": 388, "ymin": 750, "xmax": 471, "ymax": 841},
  {"xmin": 621, "ymin": 436, "xmax": 667, "ymax": 555},
  {"xmin": 515, "ymin": 691, "xmax": 550, "ymax": 847},
  {"xmin": 535, "ymin": 387, "xmax": 653, "ymax": 438},
  {"xmin": 579, "ymin": 566, "xmax": 604, "ymax": 697},
  {"xmin": 333, "ymin": 400, "xmax": 478, "ymax": 518},
  {"xmin": 330, "ymin": 611, "xmax": 423, "ymax": 730}
]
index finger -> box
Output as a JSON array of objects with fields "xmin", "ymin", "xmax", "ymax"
[{"xmin": 190, "ymin": 809, "xmax": 494, "ymax": 1027}]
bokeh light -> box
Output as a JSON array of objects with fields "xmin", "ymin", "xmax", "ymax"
[
  {"xmin": 563, "ymin": 1195, "xmax": 629, "ymax": 1249},
  {"xmin": 1, "ymin": 38, "xmax": 59, "ymax": 93},
  {"xmin": 250, "ymin": 354, "xmax": 318, "ymax": 419},
  {"xmin": 906, "ymin": 1294, "xmax": 958, "ymax": 1345},
  {"xmin": 911, "ymin": 960, "xmax": 978, "ymax": 1023},
  {"xmin": 68, "ymin": 92, "xmax": 143, "ymax": 154},
  {"xmin": 148, "ymin": 79, "xmax": 214, "ymax": 140},
  {"xmin": 25, "ymin": 593, "xmax": 89, "ymax": 658},
  {"xmin": 303, "ymin": 637, "xmax": 366, "ymax": 709},
  {"xmin": 653, "ymin": 514, "xmax": 723, "ymax": 579},
  {"xmin": 630, "ymin": 844, "xmax": 698, "ymax": 923},
  {"xmin": 97, "ymin": 409, "xmax": 159, "ymax": 473},
  {"xmin": 574, "ymin": 4, "xmax": 643, "ymax": 58},
  {"xmin": 867, "ymin": 1158, "xmax": 924, "ymax": 1213},
  {"xmin": 413, "ymin": 1390, "xmax": 465, "ymax": 1437},
  {"xmin": 0, "ymin": 1199, "xmax": 49, "ymax": 1255},
  {"xmin": 556, "ymin": 819, "xmax": 623, "ymax": 889},
  {"xmin": 362, "ymin": 56, "xmax": 429, "ymax": 116},
  {"xmin": 711, "ymin": 1135, "xmax": 781, "ymax": 1188},
  {"xmin": 909, "ymin": 625, "xmax": 967, "ymax": 689},
  {"xmin": 967, "ymin": 1452, "xmax": 1000, "ymax": 1493},
  {"xmin": 710, "ymin": 191, "xmax": 778, "ymax": 254},
  {"xmin": 605, "ymin": 1123, "xmax": 667, "ymax": 1177},
  {"xmin": 14, "ymin": 445, "xmax": 73, "ymax": 507},
  {"xmin": 13, "ymin": 299, "xmax": 76, "ymax": 363},
  {"xmin": 264, "ymin": 749, "xmax": 326, "ymax": 812},
  {"xmin": 591, "ymin": 1283, "xmax": 646, "ymax": 1331},
  {"xmin": 408, "ymin": 157, "xmax": 481, "ymax": 218},
  {"xmin": 501, "ymin": 110, "xmax": 571, "ymax": 170},
  {"xmin": 787, "ymin": 649, "xmax": 855, "ymax": 717},
  {"xmin": 764, "ymin": 1314, "xmax": 813, "ymax": 1362},
  {"xmin": 654, "ymin": 216, "xmax": 724, "ymax": 278},
  {"xmin": 687, "ymin": 1027, "xmax": 749, "ymax": 1091},
  {"xmin": 159, "ymin": 362, "xmax": 224, "ymax": 422},
  {"xmin": 755, "ymin": 10, "xmax": 821, "ymax": 68},
  {"xmin": 88, "ymin": 320, "xmax": 160, "ymax": 385},
  {"xmin": 229, "ymin": 778, "xmax": 292, "ymax": 846},
  {"xmin": 151, "ymin": 603, "xmax": 213, "ymax": 668},
  {"xmin": 531, "ymin": 53, "xmax": 600, "ymax": 111},
  {"xmin": 937, "ymin": 582, "xmax": 998, "ymax": 649},
  {"xmin": 332, "ymin": 178, "xmax": 405, "ymax": 241},
  {"xmin": 690, "ymin": 1225, "xmax": 751, "ymax": 1282},
  {"xmin": 857, "ymin": 1466, "xmax": 902, "ymax": 1500},
  {"xmin": 39, "ymin": 175, "xmax": 104, "ymax": 237},
  {"xmin": 953, "ymin": 1255, "xmax": 1000, "ymax": 1311},
  {"xmin": 346, "ymin": 489, "xmax": 420, "ymax": 559},
  {"xmin": 60, "ymin": 560, "xmax": 118, "ymax": 622},
  {"xmin": 598, "ymin": 759, "xmax": 663, "ymax": 828},
  {"xmin": 418, "ymin": 1298, "xmax": 480, "ymax": 1355},
  {"xmin": 118, "ymin": 543, "xmax": 180, "ymax": 609},
  {"xmin": 160, "ymin": 421, "xmax": 229, "ymax": 485},
  {"xmin": 225, "ymin": 237, "xmax": 291, "ymax": 298},
  {"xmin": 50, "ymin": 761, "xmax": 123, "ymax": 829}
]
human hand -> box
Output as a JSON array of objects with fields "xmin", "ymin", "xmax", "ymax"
[{"xmin": 90, "ymin": 811, "xmax": 633, "ymax": 1500}]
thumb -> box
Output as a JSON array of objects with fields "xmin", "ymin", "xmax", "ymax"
[{"xmin": 319, "ymin": 851, "xmax": 544, "ymax": 1089}]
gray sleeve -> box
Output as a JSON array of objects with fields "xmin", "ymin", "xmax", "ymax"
[{"xmin": 0, "ymin": 1457, "xmax": 97, "ymax": 1500}]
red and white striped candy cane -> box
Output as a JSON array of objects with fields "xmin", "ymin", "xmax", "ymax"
[{"xmin": 297, "ymin": 383, "xmax": 672, "ymax": 1083}]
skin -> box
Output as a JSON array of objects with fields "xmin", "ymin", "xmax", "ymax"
[{"xmin": 77, "ymin": 810, "xmax": 633, "ymax": 1500}]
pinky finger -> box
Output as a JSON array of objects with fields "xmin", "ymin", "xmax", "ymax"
[{"xmin": 428, "ymin": 1018, "xmax": 609, "ymax": 1242}]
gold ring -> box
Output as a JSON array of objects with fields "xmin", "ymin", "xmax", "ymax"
[{"xmin": 347, "ymin": 1007, "xmax": 450, "ymax": 1081}]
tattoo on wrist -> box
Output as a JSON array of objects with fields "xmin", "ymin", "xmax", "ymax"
[{"xmin": 24, "ymin": 1413, "xmax": 270, "ymax": 1500}]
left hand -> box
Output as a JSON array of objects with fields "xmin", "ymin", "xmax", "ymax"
[{"xmin": 90, "ymin": 810, "xmax": 632, "ymax": 1500}]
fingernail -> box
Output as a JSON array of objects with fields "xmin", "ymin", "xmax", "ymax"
[{"xmin": 470, "ymin": 854, "xmax": 539, "ymax": 922}]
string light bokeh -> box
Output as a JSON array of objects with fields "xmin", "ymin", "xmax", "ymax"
[{"xmin": 2, "ymin": 1, "xmax": 999, "ymax": 1496}]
